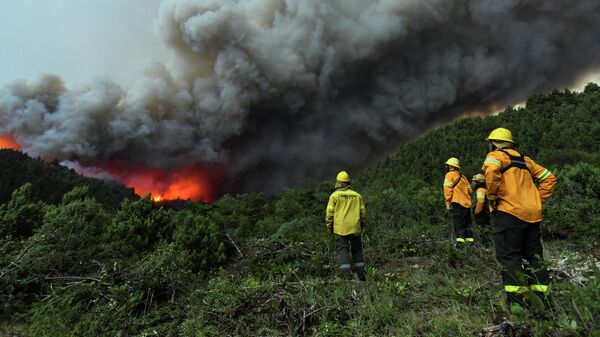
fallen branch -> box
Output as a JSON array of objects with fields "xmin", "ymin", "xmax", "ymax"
[
  {"xmin": 480, "ymin": 319, "xmax": 514, "ymax": 337},
  {"xmin": 0, "ymin": 244, "xmax": 31, "ymax": 278},
  {"xmin": 297, "ymin": 306, "xmax": 325, "ymax": 334},
  {"xmin": 44, "ymin": 275, "xmax": 111, "ymax": 286},
  {"xmin": 226, "ymin": 233, "xmax": 244, "ymax": 257}
]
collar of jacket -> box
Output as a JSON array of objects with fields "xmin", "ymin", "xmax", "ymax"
[{"xmin": 335, "ymin": 182, "xmax": 350, "ymax": 190}]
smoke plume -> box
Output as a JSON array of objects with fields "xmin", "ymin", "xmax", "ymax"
[{"xmin": 1, "ymin": 0, "xmax": 600, "ymax": 195}]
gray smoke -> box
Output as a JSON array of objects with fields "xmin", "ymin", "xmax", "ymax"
[{"xmin": 1, "ymin": 0, "xmax": 600, "ymax": 194}]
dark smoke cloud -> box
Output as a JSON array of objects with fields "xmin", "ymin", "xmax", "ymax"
[{"xmin": 1, "ymin": 0, "xmax": 600, "ymax": 194}]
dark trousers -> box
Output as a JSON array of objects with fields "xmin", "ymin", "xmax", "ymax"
[
  {"xmin": 335, "ymin": 234, "xmax": 366, "ymax": 281},
  {"xmin": 474, "ymin": 214, "xmax": 490, "ymax": 227},
  {"xmin": 492, "ymin": 211, "xmax": 550, "ymax": 306},
  {"xmin": 452, "ymin": 203, "xmax": 473, "ymax": 243}
]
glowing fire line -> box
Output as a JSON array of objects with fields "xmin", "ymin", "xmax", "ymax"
[
  {"xmin": 1, "ymin": 134, "xmax": 215, "ymax": 202},
  {"xmin": 0, "ymin": 134, "xmax": 20, "ymax": 150},
  {"xmin": 103, "ymin": 164, "xmax": 216, "ymax": 203}
]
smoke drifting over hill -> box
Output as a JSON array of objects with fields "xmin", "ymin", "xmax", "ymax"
[{"xmin": 1, "ymin": 0, "xmax": 600, "ymax": 195}]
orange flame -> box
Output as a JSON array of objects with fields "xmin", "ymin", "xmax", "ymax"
[
  {"xmin": 1, "ymin": 133, "xmax": 216, "ymax": 202},
  {"xmin": 0, "ymin": 134, "xmax": 21, "ymax": 150},
  {"xmin": 101, "ymin": 164, "xmax": 216, "ymax": 203}
]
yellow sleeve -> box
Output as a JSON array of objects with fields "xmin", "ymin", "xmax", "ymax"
[
  {"xmin": 359, "ymin": 195, "xmax": 366, "ymax": 228},
  {"xmin": 474, "ymin": 188, "xmax": 486, "ymax": 215},
  {"xmin": 482, "ymin": 152, "xmax": 503, "ymax": 201},
  {"xmin": 326, "ymin": 193, "xmax": 336, "ymax": 231},
  {"xmin": 528, "ymin": 158, "xmax": 557, "ymax": 203},
  {"xmin": 443, "ymin": 172, "xmax": 456, "ymax": 205}
]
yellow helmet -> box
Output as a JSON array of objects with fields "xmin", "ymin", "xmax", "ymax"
[
  {"xmin": 472, "ymin": 174, "xmax": 485, "ymax": 182},
  {"xmin": 486, "ymin": 127, "xmax": 515, "ymax": 143},
  {"xmin": 336, "ymin": 171, "xmax": 350, "ymax": 182},
  {"xmin": 445, "ymin": 157, "xmax": 460, "ymax": 169}
]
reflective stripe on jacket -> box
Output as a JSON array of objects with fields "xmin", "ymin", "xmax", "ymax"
[
  {"xmin": 443, "ymin": 171, "xmax": 472, "ymax": 208},
  {"xmin": 482, "ymin": 149, "xmax": 557, "ymax": 223},
  {"xmin": 326, "ymin": 187, "xmax": 366, "ymax": 236},
  {"xmin": 474, "ymin": 187, "xmax": 487, "ymax": 215}
]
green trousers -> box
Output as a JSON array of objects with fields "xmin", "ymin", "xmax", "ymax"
[
  {"xmin": 492, "ymin": 211, "xmax": 550, "ymax": 307},
  {"xmin": 334, "ymin": 234, "xmax": 366, "ymax": 281}
]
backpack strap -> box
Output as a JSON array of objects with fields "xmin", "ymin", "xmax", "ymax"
[
  {"xmin": 452, "ymin": 173, "xmax": 465, "ymax": 188},
  {"xmin": 498, "ymin": 149, "xmax": 530, "ymax": 175}
]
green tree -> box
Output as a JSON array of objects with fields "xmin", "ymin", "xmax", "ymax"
[
  {"xmin": 173, "ymin": 211, "xmax": 227, "ymax": 273},
  {"xmin": 0, "ymin": 183, "xmax": 46, "ymax": 238},
  {"xmin": 106, "ymin": 196, "xmax": 174, "ymax": 257}
]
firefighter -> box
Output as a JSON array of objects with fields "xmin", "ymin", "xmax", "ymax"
[
  {"xmin": 482, "ymin": 127, "xmax": 557, "ymax": 310},
  {"xmin": 471, "ymin": 173, "xmax": 491, "ymax": 243},
  {"xmin": 326, "ymin": 171, "xmax": 367, "ymax": 281},
  {"xmin": 443, "ymin": 157, "xmax": 474, "ymax": 245}
]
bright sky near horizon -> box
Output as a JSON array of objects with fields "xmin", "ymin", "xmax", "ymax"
[{"xmin": 0, "ymin": 0, "xmax": 168, "ymax": 86}]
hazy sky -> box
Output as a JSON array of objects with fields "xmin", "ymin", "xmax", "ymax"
[
  {"xmin": 0, "ymin": 0, "xmax": 598, "ymax": 91},
  {"xmin": 0, "ymin": 0, "xmax": 168, "ymax": 86}
]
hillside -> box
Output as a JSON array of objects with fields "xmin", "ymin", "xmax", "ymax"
[
  {"xmin": 1, "ymin": 85, "xmax": 599, "ymax": 337},
  {"xmin": 0, "ymin": 150, "xmax": 137, "ymax": 210}
]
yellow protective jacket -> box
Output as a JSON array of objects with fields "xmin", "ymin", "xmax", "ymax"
[
  {"xmin": 482, "ymin": 148, "xmax": 557, "ymax": 223},
  {"xmin": 443, "ymin": 171, "xmax": 472, "ymax": 208},
  {"xmin": 474, "ymin": 187, "xmax": 486, "ymax": 215},
  {"xmin": 326, "ymin": 187, "xmax": 366, "ymax": 236}
]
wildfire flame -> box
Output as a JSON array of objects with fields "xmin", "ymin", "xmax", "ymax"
[
  {"xmin": 0, "ymin": 134, "xmax": 20, "ymax": 150},
  {"xmin": 100, "ymin": 164, "xmax": 216, "ymax": 203},
  {"xmin": 1, "ymin": 134, "xmax": 215, "ymax": 203}
]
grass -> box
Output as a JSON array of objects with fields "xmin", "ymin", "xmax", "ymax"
[{"xmin": 166, "ymin": 236, "xmax": 599, "ymax": 337}]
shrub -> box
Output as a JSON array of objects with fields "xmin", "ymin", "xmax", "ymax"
[
  {"xmin": 544, "ymin": 163, "xmax": 600, "ymax": 238},
  {"xmin": 20, "ymin": 186, "xmax": 110, "ymax": 277},
  {"xmin": 0, "ymin": 183, "xmax": 46, "ymax": 238},
  {"xmin": 107, "ymin": 197, "xmax": 175, "ymax": 257},
  {"xmin": 173, "ymin": 211, "xmax": 228, "ymax": 273}
]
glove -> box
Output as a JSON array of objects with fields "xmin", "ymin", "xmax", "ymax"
[
  {"xmin": 489, "ymin": 200, "xmax": 497, "ymax": 212},
  {"xmin": 445, "ymin": 204, "xmax": 452, "ymax": 211}
]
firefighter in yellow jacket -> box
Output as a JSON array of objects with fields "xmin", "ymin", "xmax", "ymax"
[
  {"xmin": 326, "ymin": 171, "xmax": 367, "ymax": 281},
  {"xmin": 443, "ymin": 157, "xmax": 474, "ymax": 245},
  {"xmin": 482, "ymin": 128, "xmax": 557, "ymax": 310}
]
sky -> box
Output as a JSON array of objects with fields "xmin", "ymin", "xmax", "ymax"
[
  {"xmin": 0, "ymin": 0, "xmax": 168, "ymax": 86},
  {"xmin": 1, "ymin": 0, "xmax": 599, "ymax": 91}
]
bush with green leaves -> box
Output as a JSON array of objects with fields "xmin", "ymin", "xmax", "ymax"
[
  {"xmin": 107, "ymin": 196, "xmax": 175, "ymax": 257},
  {"xmin": 173, "ymin": 211, "xmax": 228, "ymax": 273},
  {"xmin": 0, "ymin": 183, "xmax": 46, "ymax": 239},
  {"xmin": 126, "ymin": 242, "xmax": 195, "ymax": 308},
  {"xmin": 544, "ymin": 162, "xmax": 600, "ymax": 238},
  {"xmin": 20, "ymin": 186, "xmax": 110, "ymax": 277},
  {"xmin": 204, "ymin": 192, "xmax": 270, "ymax": 239},
  {"xmin": 0, "ymin": 186, "xmax": 110, "ymax": 320}
]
